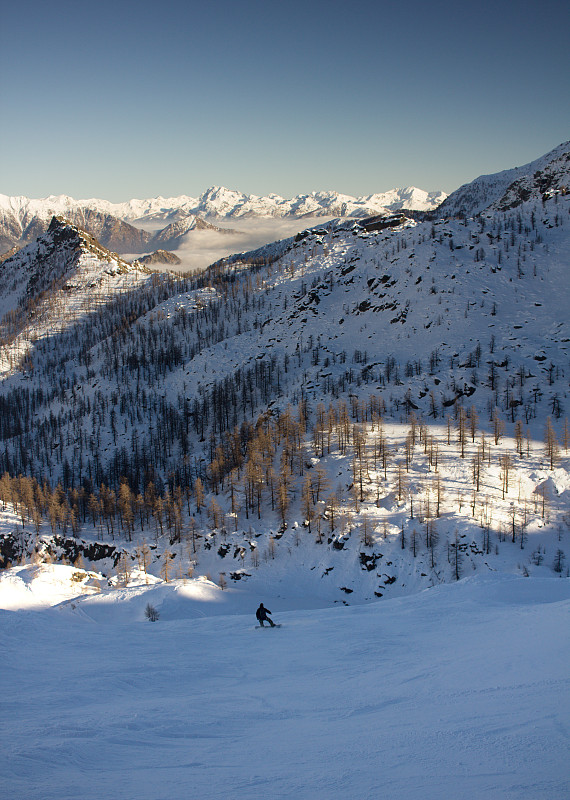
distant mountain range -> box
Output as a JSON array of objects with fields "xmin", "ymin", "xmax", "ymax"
[{"xmin": 0, "ymin": 185, "xmax": 446, "ymax": 256}]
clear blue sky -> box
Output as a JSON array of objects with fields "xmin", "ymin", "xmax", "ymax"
[{"xmin": 1, "ymin": 0, "xmax": 568, "ymax": 200}]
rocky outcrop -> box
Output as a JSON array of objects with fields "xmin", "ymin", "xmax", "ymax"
[
  {"xmin": 0, "ymin": 216, "xmax": 150, "ymax": 344},
  {"xmin": 437, "ymin": 140, "xmax": 570, "ymax": 217},
  {"xmin": 137, "ymin": 249, "xmax": 182, "ymax": 266},
  {"xmin": 492, "ymin": 150, "xmax": 570, "ymax": 211}
]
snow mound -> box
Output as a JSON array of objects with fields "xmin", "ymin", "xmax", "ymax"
[{"xmin": 0, "ymin": 564, "xmax": 103, "ymax": 610}]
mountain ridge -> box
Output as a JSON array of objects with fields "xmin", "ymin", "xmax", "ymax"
[
  {"xmin": 437, "ymin": 140, "xmax": 569, "ymax": 217},
  {"xmin": 0, "ymin": 184, "xmax": 446, "ymax": 222},
  {"xmin": 0, "ymin": 216, "xmax": 153, "ymax": 368}
]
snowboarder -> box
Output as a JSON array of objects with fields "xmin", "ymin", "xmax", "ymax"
[{"xmin": 256, "ymin": 603, "xmax": 275, "ymax": 627}]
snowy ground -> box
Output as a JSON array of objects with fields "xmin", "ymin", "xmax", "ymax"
[{"xmin": 1, "ymin": 568, "xmax": 568, "ymax": 800}]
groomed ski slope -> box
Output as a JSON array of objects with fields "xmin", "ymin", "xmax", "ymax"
[{"xmin": 1, "ymin": 573, "xmax": 569, "ymax": 800}]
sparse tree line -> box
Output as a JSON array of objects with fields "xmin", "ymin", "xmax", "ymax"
[
  {"xmin": 1, "ymin": 401, "xmax": 567, "ymax": 581},
  {"xmin": 0, "ymin": 315, "xmax": 565, "ymax": 493}
]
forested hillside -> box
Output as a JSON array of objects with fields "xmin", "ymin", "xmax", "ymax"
[{"xmin": 0, "ymin": 144, "xmax": 569, "ymax": 598}]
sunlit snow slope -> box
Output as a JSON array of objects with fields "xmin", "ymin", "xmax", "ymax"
[{"xmin": 1, "ymin": 572, "xmax": 568, "ymax": 800}]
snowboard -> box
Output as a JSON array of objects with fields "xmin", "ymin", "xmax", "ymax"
[{"xmin": 255, "ymin": 624, "xmax": 282, "ymax": 628}]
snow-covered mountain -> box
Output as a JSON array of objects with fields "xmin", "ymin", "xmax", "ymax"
[
  {"xmin": 0, "ymin": 216, "xmax": 153, "ymax": 372},
  {"xmin": 490, "ymin": 145, "xmax": 570, "ymax": 211},
  {"xmin": 0, "ymin": 185, "xmax": 446, "ymax": 255},
  {"xmin": 437, "ymin": 140, "xmax": 570, "ymax": 217},
  {"xmin": 0, "ymin": 140, "xmax": 568, "ymax": 599},
  {"xmin": 149, "ymin": 214, "xmax": 238, "ymax": 250},
  {"xmin": 0, "ymin": 197, "xmax": 154, "ymax": 254},
  {"xmin": 0, "ymin": 185, "xmax": 446, "ymax": 223},
  {"xmin": 184, "ymin": 185, "xmax": 447, "ymax": 220}
]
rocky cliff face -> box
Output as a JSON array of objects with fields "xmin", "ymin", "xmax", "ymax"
[
  {"xmin": 491, "ymin": 149, "xmax": 570, "ymax": 211},
  {"xmin": 436, "ymin": 141, "xmax": 570, "ymax": 217},
  {"xmin": 64, "ymin": 209, "xmax": 154, "ymax": 253}
]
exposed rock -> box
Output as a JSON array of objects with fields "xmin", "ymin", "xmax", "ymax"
[
  {"xmin": 151, "ymin": 216, "xmax": 238, "ymax": 250},
  {"xmin": 137, "ymin": 249, "xmax": 182, "ymax": 266}
]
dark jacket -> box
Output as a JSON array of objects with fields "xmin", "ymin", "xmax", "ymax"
[{"xmin": 256, "ymin": 604, "xmax": 271, "ymax": 621}]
